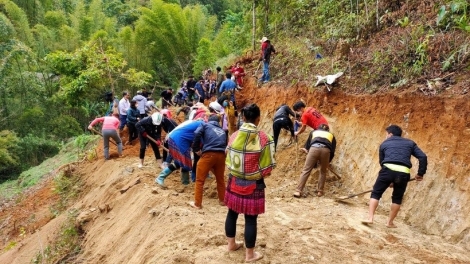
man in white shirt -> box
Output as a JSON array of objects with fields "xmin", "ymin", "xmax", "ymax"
[{"xmin": 118, "ymin": 92, "xmax": 130, "ymax": 131}]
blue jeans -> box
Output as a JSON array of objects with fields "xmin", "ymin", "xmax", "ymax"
[
  {"xmin": 119, "ymin": 114, "xmax": 127, "ymax": 130},
  {"xmin": 261, "ymin": 61, "xmax": 270, "ymax": 82}
]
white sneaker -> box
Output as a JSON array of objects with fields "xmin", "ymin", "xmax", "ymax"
[{"xmin": 138, "ymin": 164, "xmax": 143, "ymax": 168}]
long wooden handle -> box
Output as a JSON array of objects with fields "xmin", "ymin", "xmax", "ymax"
[
  {"xmin": 337, "ymin": 178, "xmax": 416, "ymax": 201},
  {"xmin": 328, "ymin": 167, "xmax": 342, "ymax": 179},
  {"xmin": 146, "ymin": 135, "xmax": 170, "ymax": 152}
]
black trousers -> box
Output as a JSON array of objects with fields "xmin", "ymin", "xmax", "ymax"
[
  {"xmin": 138, "ymin": 133, "xmax": 161, "ymax": 160},
  {"xmin": 127, "ymin": 122, "xmax": 138, "ymax": 142},
  {"xmin": 225, "ymin": 209, "xmax": 258, "ymax": 248},
  {"xmin": 273, "ymin": 117, "xmax": 294, "ymax": 151}
]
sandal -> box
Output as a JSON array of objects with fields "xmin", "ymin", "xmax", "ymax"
[{"xmin": 293, "ymin": 191, "xmax": 302, "ymax": 198}]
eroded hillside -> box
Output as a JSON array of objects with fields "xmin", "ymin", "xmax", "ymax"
[{"xmin": 1, "ymin": 77, "xmax": 469, "ymax": 263}]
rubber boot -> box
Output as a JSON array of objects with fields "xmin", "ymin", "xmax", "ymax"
[
  {"xmin": 156, "ymin": 167, "xmax": 172, "ymax": 187},
  {"xmin": 181, "ymin": 171, "xmax": 190, "ymax": 185}
]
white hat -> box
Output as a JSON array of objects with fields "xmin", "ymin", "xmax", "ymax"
[
  {"xmin": 209, "ymin": 101, "xmax": 223, "ymax": 114},
  {"xmin": 151, "ymin": 112, "xmax": 163, "ymax": 125},
  {"xmin": 260, "ymin": 36, "xmax": 268, "ymax": 43}
]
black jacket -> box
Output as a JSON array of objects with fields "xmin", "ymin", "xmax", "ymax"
[
  {"xmin": 379, "ymin": 136, "xmax": 427, "ymax": 176},
  {"xmin": 273, "ymin": 105, "xmax": 296, "ymax": 120},
  {"xmin": 135, "ymin": 116, "xmax": 161, "ymax": 139},
  {"xmin": 160, "ymin": 117, "xmax": 178, "ymax": 134},
  {"xmin": 304, "ymin": 129, "xmax": 337, "ymax": 162}
]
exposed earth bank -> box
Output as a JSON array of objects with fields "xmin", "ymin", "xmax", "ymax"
[{"xmin": 1, "ymin": 79, "xmax": 469, "ymax": 263}]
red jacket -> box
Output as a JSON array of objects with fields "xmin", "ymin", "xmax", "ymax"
[{"xmin": 230, "ymin": 66, "xmax": 245, "ymax": 86}]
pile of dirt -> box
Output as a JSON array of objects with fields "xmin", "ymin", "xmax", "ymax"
[{"xmin": 1, "ymin": 75, "xmax": 468, "ymax": 263}]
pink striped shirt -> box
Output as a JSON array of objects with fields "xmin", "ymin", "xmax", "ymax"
[{"xmin": 90, "ymin": 116, "xmax": 120, "ymax": 130}]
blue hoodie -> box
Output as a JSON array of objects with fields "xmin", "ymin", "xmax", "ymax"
[{"xmin": 192, "ymin": 121, "xmax": 227, "ymax": 153}]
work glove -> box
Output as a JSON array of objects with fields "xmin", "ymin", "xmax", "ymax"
[{"xmin": 142, "ymin": 132, "xmax": 148, "ymax": 138}]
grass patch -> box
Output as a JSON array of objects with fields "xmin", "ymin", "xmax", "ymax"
[
  {"xmin": 50, "ymin": 167, "xmax": 83, "ymax": 217},
  {"xmin": 0, "ymin": 135, "xmax": 99, "ymax": 200}
]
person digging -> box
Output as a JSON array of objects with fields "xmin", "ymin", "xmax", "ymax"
[
  {"xmin": 362, "ymin": 125, "xmax": 427, "ymax": 228},
  {"xmin": 293, "ymin": 124, "xmax": 336, "ymax": 198}
]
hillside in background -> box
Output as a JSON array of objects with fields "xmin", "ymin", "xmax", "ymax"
[{"xmin": 1, "ymin": 0, "xmax": 469, "ymax": 263}]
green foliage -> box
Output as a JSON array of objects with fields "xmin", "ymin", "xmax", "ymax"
[
  {"xmin": 192, "ymin": 37, "xmax": 215, "ymax": 75},
  {"xmin": 397, "ymin": 16, "xmax": 410, "ymax": 28},
  {"xmin": 0, "ymin": 130, "xmax": 19, "ymax": 178},
  {"xmin": 122, "ymin": 68, "xmax": 152, "ymax": 89},
  {"xmin": 0, "ymin": 0, "xmax": 34, "ymax": 45},
  {"xmin": 0, "ymin": 133, "xmax": 60, "ymax": 183},
  {"xmin": 15, "ymin": 106, "xmax": 45, "ymax": 137},
  {"xmin": 43, "ymin": 10, "xmax": 67, "ymax": 29},
  {"xmin": 412, "ymin": 34, "xmax": 431, "ymax": 74},
  {"xmin": 0, "ymin": 135, "xmax": 97, "ymax": 198},
  {"xmin": 78, "ymin": 15, "xmax": 93, "ymax": 41},
  {"xmin": 50, "ymin": 169, "xmax": 82, "ymax": 215},
  {"xmin": 437, "ymin": 0, "xmax": 470, "ymax": 32},
  {"xmin": 212, "ymin": 10, "xmax": 249, "ymax": 58},
  {"xmin": 49, "ymin": 115, "xmax": 82, "ymax": 139},
  {"xmin": 15, "ymin": 134, "xmax": 60, "ymax": 169},
  {"xmin": 45, "ymin": 41, "xmax": 126, "ymax": 106},
  {"xmin": 0, "ymin": 12, "xmax": 16, "ymax": 41}
]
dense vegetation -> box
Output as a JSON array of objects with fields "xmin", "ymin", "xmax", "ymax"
[{"xmin": 1, "ymin": 0, "xmax": 468, "ymax": 180}]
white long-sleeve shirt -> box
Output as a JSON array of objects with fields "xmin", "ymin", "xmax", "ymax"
[{"xmin": 119, "ymin": 98, "xmax": 130, "ymax": 115}]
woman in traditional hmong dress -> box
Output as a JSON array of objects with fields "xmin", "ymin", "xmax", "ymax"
[{"xmin": 224, "ymin": 104, "xmax": 276, "ymax": 263}]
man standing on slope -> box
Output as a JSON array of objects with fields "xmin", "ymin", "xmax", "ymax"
[
  {"xmin": 118, "ymin": 91, "xmax": 130, "ymax": 132},
  {"xmin": 219, "ymin": 72, "xmax": 238, "ymax": 106},
  {"xmin": 259, "ymin": 36, "xmax": 276, "ymax": 83},
  {"xmin": 362, "ymin": 125, "xmax": 427, "ymax": 228},
  {"xmin": 292, "ymin": 101, "xmax": 329, "ymax": 137}
]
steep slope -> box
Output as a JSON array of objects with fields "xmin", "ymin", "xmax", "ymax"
[{"xmin": 1, "ymin": 77, "xmax": 468, "ymax": 263}]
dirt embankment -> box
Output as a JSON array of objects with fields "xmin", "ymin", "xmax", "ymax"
[{"xmin": 1, "ymin": 78, "xmax": 469, "ymax": 263}]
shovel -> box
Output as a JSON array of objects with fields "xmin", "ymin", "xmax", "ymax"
[{"xmin": 335, "ymin": 178, "xmax": 416, "ymax": 201}]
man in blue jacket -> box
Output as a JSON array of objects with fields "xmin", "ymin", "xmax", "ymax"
[
  {"xmin": 363, "ymin": 124, "xmax": 427, "ymax": 228},
  {"xmin": 219, "ymin": 72, "xmax": 238, "ymax": 105},
  {"xmin": 189, "ymin": 115, "xmax": 227, "ymax": 209}
]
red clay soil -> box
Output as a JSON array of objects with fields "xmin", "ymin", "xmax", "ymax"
[{"xmin": 1, "ymin": 76, "xmax": 469, "ymax": 263}]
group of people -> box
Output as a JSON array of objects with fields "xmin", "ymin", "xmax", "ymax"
[
  {"xmin": 90, "ymin": 99, "xmax": 274, "ymax": 262},
  {"xmin": 88, "ymin": 36, "xmax": 428, "ymax": 261}
]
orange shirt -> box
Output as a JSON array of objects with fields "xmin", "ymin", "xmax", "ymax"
[{"xmin": 300, "ymin": 107, "xmax": 328, "ymax": 130}]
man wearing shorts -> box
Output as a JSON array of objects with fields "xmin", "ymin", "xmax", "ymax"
[{"xmin": 362, "ymin": 125, "xmax": 427, "ymax": 228}]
